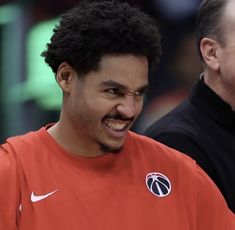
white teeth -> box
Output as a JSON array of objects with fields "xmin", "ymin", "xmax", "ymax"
[{"xmin": 104, "ymin": 120, "xmax": 127, "ymax": 131}]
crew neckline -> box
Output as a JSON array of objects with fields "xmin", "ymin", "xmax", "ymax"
[
  {"xmin": 190, "ymin": 78, "xmax": 235, "ymax": 131},
  {"xmin": 37, "ymin": 125, "xmax": 131, "ymax": 172}
]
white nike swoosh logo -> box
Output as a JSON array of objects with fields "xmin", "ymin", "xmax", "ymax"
[{"xmin": 31, "ymin": 189, "xmax": 58, "ymax": 202}]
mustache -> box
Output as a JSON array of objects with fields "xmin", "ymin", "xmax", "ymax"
[{"xmin": 104, "ymin": 113, "xmax": 134, "ymax": 122}]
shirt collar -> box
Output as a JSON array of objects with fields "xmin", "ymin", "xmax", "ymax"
[{"xmin": 190, "ymin": 76, "xmax": 235, "ymax": 131}]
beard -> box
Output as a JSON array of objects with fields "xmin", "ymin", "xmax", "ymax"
[
  {"xmin": 98, "ymin": 112, "xmax": 132, "ymax": 154},
  {"xmin": 99, "ymin": 142, "xmax": 123, "ymax": 154}
]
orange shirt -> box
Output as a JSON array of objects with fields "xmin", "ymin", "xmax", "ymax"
[{"xmin": 0, "ymin": 127, "xmax": 234, "ymax": 230}]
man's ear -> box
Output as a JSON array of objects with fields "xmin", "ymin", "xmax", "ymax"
[
  {"xmin": 200, "ymin": 38, "xmax": 220, "ymax": 71},
  {"xmin": 56, "ymin": 62, "xmax": 74, "ymax": 93}
]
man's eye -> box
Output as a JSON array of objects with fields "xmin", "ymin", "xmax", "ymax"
[
  {"xmin": 135, "ymin": 88, "xmax": 148, "ymax": 97},
  {"xmin": 106, "ymin": 88, "xmax": 124, "ymax": 96}
]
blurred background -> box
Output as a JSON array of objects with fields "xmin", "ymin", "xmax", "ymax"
[{"xmin": 0, "ymin": 0, "xmax": 203, "ymax": 143}]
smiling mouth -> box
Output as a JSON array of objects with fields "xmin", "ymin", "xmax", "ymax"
[{"xmin": 104, "ymin": 119, "xmax": 130, "ymax": 131}]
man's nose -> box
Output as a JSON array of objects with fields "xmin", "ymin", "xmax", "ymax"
[{"xmin": 116, "ymin": 95, "xmax": 139, "ymax": 119}]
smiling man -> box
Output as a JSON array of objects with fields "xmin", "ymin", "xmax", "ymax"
[
  {"xmin": 49, "ymin": 54, "xmax": 149, "ymax": 157},
  {"xmin": 0, "ymin": 1, "xmax": 234, "ymax": 230}
]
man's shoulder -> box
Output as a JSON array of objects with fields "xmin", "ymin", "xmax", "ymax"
[
  {"xmin": 128, "ymin": 132, "xmax": 229, "ymax": 209},
  {"xmin": 128, "ymin": 131, "xmax": 197, "ymax": 166},
  {"xmin": 128, "ymin": 131, "xmax": 221, "ymax": 200},
  {"xmin": 0, "ymin": 131, "xmax": 38, "ymax": 177},
  {"xmin": 0, "ymin": 127, "xmax": 45, "ymax": 158},
  {"xmin": 128, "ymin": 130, "xmax": 168, "ymax": 150},
  {"xmin": 7, "ymin": 128, "xmax": 42, "ymax": 147}
]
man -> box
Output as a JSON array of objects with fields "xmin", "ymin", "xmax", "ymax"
[
  {"xmin": 0, "ymin": 1, "xmax": 234, "ymax": 229},
  {"xmin": 145, "ymin": 0, "xmax": 235, "ymax": 213}
]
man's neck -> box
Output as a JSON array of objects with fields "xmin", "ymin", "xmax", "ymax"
[{"xmin": 47, "ymin": 122, "xmax": 104, "ymax": 158}]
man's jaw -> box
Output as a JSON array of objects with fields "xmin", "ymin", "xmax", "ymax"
[{"xmin": 99, "ymin": 115, "xmax": 134, "ymax": 153}]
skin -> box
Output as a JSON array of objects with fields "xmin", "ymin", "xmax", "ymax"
[
  {"xmin": 200, "ymin": 0, "xmax": 235, "ymax": 109},
  {"xmin": 48, "ymin": 54, "xmax": 149, "ymax": 157}
]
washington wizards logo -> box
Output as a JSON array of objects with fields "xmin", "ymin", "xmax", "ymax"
[{"xmin": 146, "ymin": 172, "xmax": 171, "ymax": 197}]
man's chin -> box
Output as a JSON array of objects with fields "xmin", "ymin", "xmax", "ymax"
[{"xmin": 100, "ymin": 143, "xmax": 123, "ymax": 154}]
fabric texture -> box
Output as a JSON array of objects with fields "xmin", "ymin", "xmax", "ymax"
[{"xmin": 0, "ymin": 126, "xmax": 234, "ymax": 229}]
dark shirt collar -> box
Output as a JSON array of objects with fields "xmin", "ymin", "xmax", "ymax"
[{"xmin": 190, "ymin": 76, "xmax": 235, "ymax": 130}]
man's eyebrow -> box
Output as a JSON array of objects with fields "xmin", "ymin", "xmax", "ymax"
[
  {"xmin": 138, "ymin": 84, "xmax": 149, "ymax": 92},
  {"xmin": 100, "ymin": 80, "xmax": 128, "ymax": 90},
  {"xmin": 100, "ymin": 80, "xmax": 149, "ymax": 92}
]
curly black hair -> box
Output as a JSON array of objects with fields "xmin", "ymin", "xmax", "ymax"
[{"xmin": 41, "ymin": 0, "xmax": 161, "ymax": 76}]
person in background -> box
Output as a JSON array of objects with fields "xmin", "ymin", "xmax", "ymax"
[
  {"xmin": 145, "ymin": 0, "xmax": 235, "ymax": 213},
  {"xmin": 135, "ymin": 29, "xmax": 202, "ymax": 132},
  {"xmin": 0, "ymin": 1, "xmax": 234, "ymax": 229}
]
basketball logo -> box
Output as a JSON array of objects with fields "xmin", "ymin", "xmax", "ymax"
[{"xmin": 146, "ymin": 172, "xmax": 171, "ymax": 197}]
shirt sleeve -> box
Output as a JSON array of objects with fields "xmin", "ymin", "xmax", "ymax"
[{"xmin": 0, "ymin": 144, "xmax": 20, "ymax": 230}]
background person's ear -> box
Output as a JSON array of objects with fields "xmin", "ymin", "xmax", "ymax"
[
  {"xmin": 56, "ymin": 62, "xmax": 74, "ymax": 93},
  {"xmin": 200, "ymin": 37, "xmax": 220, "ymax": 71}
]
